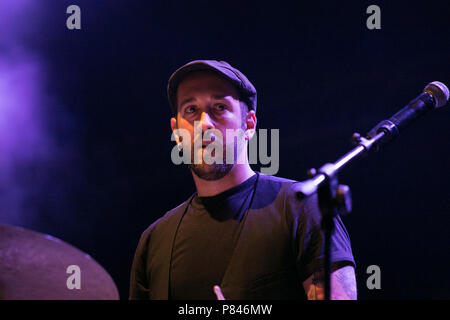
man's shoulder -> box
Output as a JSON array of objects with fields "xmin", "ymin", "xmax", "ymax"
[
  {"xmin": 160, "ymin": 195, "xmax": 194, "ymax": 222},
  {"xmin": 259, "ymin": 173, "xmax": 319, "ymax": 215},
  {"xmin": 259, "ymin": 173, "xmax": 297, "ymax": 184},
  {"xmin": 139, "ymin": 194, "xmax": 194, "ymax": 241},
  {"xmin": 250, "ymin": 173, "xmax": 302, "ymax": 209},
  {"xmin": 258, "ymin": 173, "xmax": 305, "ymax": 198},
  {"xmin": 257, "ymin": 173, "xmax": 298, "ymax": 194},
  {"xmin": 262, "ymin": 173, "xmax": 315, "ymax": 197}
]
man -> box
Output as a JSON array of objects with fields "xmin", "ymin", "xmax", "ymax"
[{"xmin": 129, "ymin": 60, "xmax": 356, "ymax": 300}]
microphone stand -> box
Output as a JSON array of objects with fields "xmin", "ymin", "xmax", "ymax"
[{"xmin": 295, "ymin": 89, "xmax": 443, "ymax": 300}]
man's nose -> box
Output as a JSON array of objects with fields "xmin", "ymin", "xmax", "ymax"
[{"xmin": 200, "ymin": 112, "xmax": 214, "ymax": 132}]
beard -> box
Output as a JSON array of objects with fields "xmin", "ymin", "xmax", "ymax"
[
  {"xmin": 188, "ymin": 139, "xmax": 239, "ymax": 181},
  {"xmin": 189, "ymin": 162, "xmax": 234, "ymax": 181}
]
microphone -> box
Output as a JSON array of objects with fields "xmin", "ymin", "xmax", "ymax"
[
  {"xmin": 366, "ymin": 81, "xmax": 449, "ymax": 143},
  {"xmin": 421, "ymin": 81, "xmax": 448, "ymax": 107},
  {"xmin": 295, "ymin": 81, "xmax": 449, "ymax": 199}
]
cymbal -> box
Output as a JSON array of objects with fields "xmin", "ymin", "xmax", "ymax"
[{"xmin": 0, "ymin": 224, "xmax": 119, "ymax": 300}]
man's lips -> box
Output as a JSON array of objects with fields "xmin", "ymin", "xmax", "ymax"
[{"xmin": 193, "ymin": 133, "xmax": 216, "ymax": 148}]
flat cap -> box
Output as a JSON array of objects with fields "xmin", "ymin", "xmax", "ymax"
[{"xmin": 167, "ymin": 60, "xmax": 257, "ymax": 115}]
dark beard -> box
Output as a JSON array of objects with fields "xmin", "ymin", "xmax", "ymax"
[
  {"xmin": 189, "ymin": 162, "xmax": 234, "ymax": 181},
  {"xmin": 188, "ymin": 139, "xmax": 238, "ymax": 181}
]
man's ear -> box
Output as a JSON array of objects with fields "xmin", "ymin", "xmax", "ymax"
[
  {"xmin": 170, "ymin": 117, "xmax": 181, "ymax": 144},
  {"xmin": 244, "ymin": 110, "xmax": 257, "ymax": 141}
]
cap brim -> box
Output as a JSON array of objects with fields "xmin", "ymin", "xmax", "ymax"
[{"xmin": 167, "ymin": 61, "xmax": 240, "ymax": 115}]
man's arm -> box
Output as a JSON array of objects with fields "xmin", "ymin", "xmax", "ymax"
[{"xmin": 302, "ymin": 262, "xmax": 357, "ymax": 300}]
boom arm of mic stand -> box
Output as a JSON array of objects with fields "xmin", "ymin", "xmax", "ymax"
[{"xmin": 295, "ymin": 130, "xmax": 386, "ymax": 200}]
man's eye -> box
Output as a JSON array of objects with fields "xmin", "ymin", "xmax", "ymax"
[
  {"xmin": 215, "ymin": 104, "xmax": 226, "ymax": 111},
  {"xmin": 185, "ymin": 106, "xmax": 196, "ymax": 113}
]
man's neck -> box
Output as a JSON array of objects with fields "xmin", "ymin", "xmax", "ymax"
[{"xmin": 192, "ymin": 164, "xmax": 256, "ymax": 197}]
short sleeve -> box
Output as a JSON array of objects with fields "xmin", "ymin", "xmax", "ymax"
[{"xmin": 285, "ymin": 186, "xmax": 355, "ymax": 283}]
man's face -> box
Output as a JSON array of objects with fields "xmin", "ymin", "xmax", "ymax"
[{"xmin": 170, "ymin": 70, "xmax": 254, "ymax": 180}]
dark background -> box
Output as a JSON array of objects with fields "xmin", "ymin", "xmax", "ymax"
[{"xmin": 1, "ymin": 0, "xmax": 449, "ymax": 299}]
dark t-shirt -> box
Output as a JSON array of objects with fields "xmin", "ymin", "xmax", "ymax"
[
  {"xmin": 170, "ymin": 174, "xmax": 258, "ymax": 299},
  {"xmin": 129, "ymin": 172, "xmax": 355, "ymax": 300}
]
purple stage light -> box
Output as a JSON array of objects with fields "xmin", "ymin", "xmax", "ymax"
[{"xmin": 0, "ymin": 0, "xmax": 56, "ymax": 225}]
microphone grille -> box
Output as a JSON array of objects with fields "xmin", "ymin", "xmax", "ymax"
[{"xmin": 424, "ymin": 81, "xmax": 449, "ymax": 108}]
